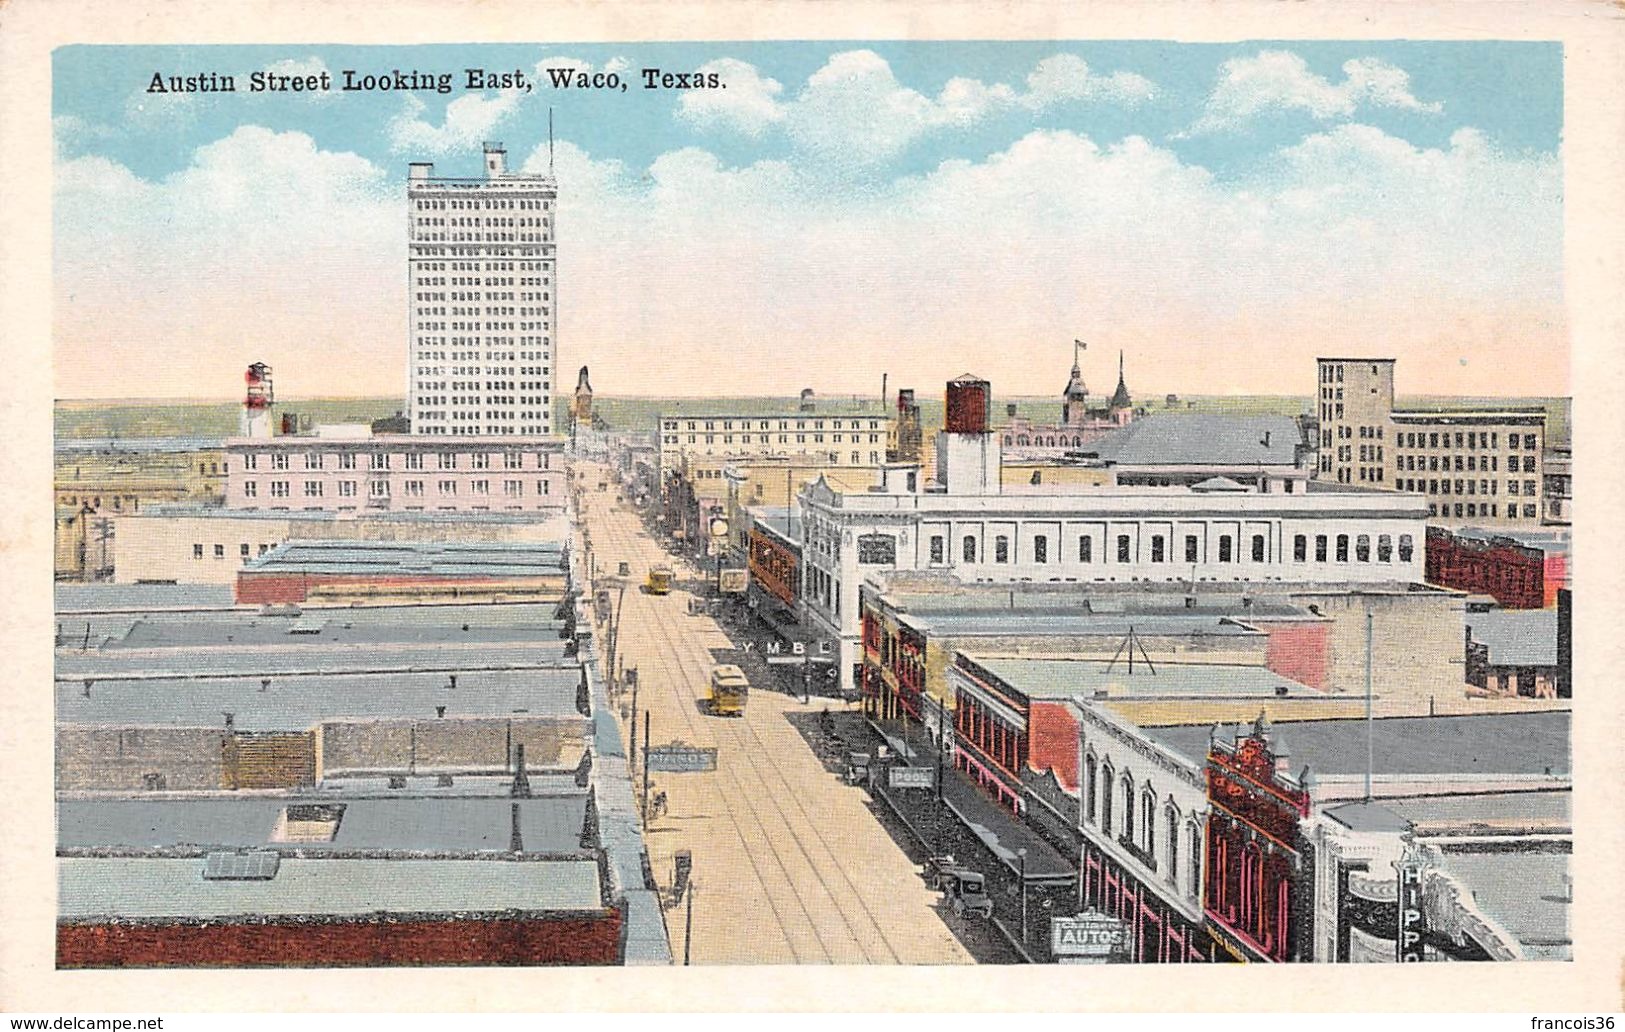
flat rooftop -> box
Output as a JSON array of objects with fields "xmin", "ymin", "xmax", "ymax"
[
  {"xmin": 1466, "ymin": 610, "xmax": 1559, "ymax": 667},
  {"xmin": 958, "ymin": 656, "xmax": 1319, "ymax": 701},
  {"xmin": 56, "ymin": 667, "xmax": 586, "ymax": 730},
  {"xmin": 58, "ymin": 793, "xmax": 590, "ymax": 855},
  {"xmin": 1144, "ymin": 712, "xmax": 1571, "ymax": 777},
  {"xmin": 1438, "ymin": 849, "xmax": 1570, "ymax": 959},
  {"xmin": 1443, "ymin": 525, "xmax": 1571, "ymax": 554},
  {"xmin": 243, "ymin": 539, "xmax": 567, "ymax": 578},
  {"xmin": 131, "ymin": 503, "xmax": 569, "ymax": 525},
  {"xmin": 1079, "ymin": 414, "xmax": 1305, "ymax": 467},
  {"xmin": 58, "ymin": 856, "xmax": 602, "ymax": 921},
  {"xmin": 55, "ymin": 584, "xmax": 236, "ymax": 612},
  {"xmin": 901, "ymin": 610, "xmax": 1271, "ymax": 639}
]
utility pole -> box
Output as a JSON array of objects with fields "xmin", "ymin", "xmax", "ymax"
[
  {"xmin": 684, "ymin": 881, "xmax": 696, "ymax": 966},
  {"xmin": 642, "ymin": 709, "xmax": 652, "ymax": 824},
  {"xmin": 1364, "ymin": 606, "xmax": 1374, "ymax": 803}
]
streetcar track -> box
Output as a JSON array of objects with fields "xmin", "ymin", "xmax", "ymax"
[{"xmin": 576, "ymin": 464, "xmax": 958, "ymax": 965}]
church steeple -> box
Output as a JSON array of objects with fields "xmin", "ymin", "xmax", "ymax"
[
  {"xmin": 1109, "ymin": 349, "xmax": 1132, "ymax": 411},
  {"xmin": 1063, "ymin": 340, "xmax": 1090, "ymax": 426}
]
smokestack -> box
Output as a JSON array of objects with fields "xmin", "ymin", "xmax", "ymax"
[
  {"xmin": 510, "ymin": 742, "xmax": 532, "ymax": 798},
  {"xmin": 448, "ymin": 674, "xmax": 458, "ymax": 689},
  {"xmin": 509, "ymin": 802, "xmax": 524, "ymax": 852}
]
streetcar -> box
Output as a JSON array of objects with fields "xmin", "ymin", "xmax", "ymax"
[
  {"xmin": 708, "ymin": 664, "xmax": 750, "ymax": 717},
  {"xmin": 645, "ymin": 565, "xmax": 674, "ymax": 595}
]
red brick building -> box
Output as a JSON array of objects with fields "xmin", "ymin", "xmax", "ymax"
[
  {"xmin": 1203, "ymin": 716, "xmax": 1313, "ymax": 963},
  {"xmin": 1425, "ymin": 526, "xmax": 1569, "ymax": 609}
]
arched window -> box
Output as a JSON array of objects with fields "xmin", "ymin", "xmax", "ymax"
[
  {"xmin": 1166, "ymin": 804, "xmax": 1181, "ymax": 886},
  {"xmin": 1188, "ymin": 820, "xmax": 1202, "ymax": 901},
  {"xmin": 1121, "ymin": 774, "xmax": 1135, "ymax": 842},
  {"xmin": 994, "ymin": 536, "xmax": 1010, "ymax": 563},
  {"xmin": 1141, "ymin": 786, "xmax": 1157, "ymax": 854},
  {"xmin": 1100, "ymin": 763, "xmax": 1115, "ymax": 834},
  {"xmin": 1399, "ymin": 534, "xmax": 1414, "ymax": 563},
  {"xmin": 1356, "ymin": 534, "xmax": 1370, "ymax": 562},
  {"xmin": 1336, "ymin": 534, "xmax": 1350, "ymax": 562},
  {"xmin": 1084, "ymin": 754, "xmax": 1097, "ymax": 824}
]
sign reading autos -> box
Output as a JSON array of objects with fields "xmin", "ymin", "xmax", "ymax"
[
  {"xmin": 1052, "ymin": 912, "xmax": 1128, "ymax": 962},
  {"xmin": 646, "ymin": 743, "xmax": 719, "ymax": 773}
]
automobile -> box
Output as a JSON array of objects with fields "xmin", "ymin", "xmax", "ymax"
[
  {"xmin": 941, "ymin": 868, "xmax": 992, "ymax": 919},
  {"xmin": 922, "ymin": 854, "xmax": 959, "ymax": 890}
]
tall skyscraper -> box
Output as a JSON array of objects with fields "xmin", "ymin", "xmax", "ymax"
[{"xmin": 407, "ymin": 143, "xmax": 557, "ymax": 436}]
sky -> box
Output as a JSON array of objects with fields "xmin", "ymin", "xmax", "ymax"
[{"xmin": 53, "ymin": 41, "xmax": 1566, "ymax": 401}]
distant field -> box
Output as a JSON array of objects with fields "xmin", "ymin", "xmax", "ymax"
[{"xmin": 55, "ymin": 392, "xmax": 1571, "ymax": 446}]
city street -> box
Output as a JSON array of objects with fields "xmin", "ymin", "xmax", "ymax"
[{"xmin": 571, "ymin": 460, "xmax": 972, "ymax": 965}]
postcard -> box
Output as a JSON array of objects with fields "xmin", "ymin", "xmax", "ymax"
[{"xmin": 2, "ymin": 0, "xmax": 1622, "ymax": 1016}]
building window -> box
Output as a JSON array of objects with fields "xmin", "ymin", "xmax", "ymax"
[
  {"xmin": 1117, "ymin": 535, "xmax": 1131, "ymax": 564},
  {"xmin": 243, "ymin": 481, "xmax": 257, "ymax": 498},
  {"xmin": 1293, "ymin": 534, "xmax": 1307, "ymax": 562},
  {"xmin": 1034, "ymin": 535, "xmax": 1048, "ymax": 564},
  {"xmin": 1150, "ymin": 535, "xmax": 1165, "ymax": 563},
  {"xmin": 338, "ymin": 481, "xmax": 357, "ymax": 497},
  {"xmin": 405, "ymin": 453, "xmax": 424, "ymax": 470},
  {"xmin": 1141, "ymin": 787, "xmax": 1157, "ymax": 854},
  {"xmin": 1377, "ymin": 534, "xmax": 1392, "ymax": 562},
  {"xmin": 193, "ymin": 544, "xmax": 203, "ymax": 559},
  {"xmin": 1398, "ymin": 534, "xmax": 1414, "ymax": 563},
  {"xmin": 1218, "ymin": 536, "xmax": 1233, "ymax": 563},
  {"xmin": 930, "ymin": 535, "xmax": 945, "ymax": 565},
  {"xmin": 338, "ymin": 453, "xmax": 356, "ymax": 470},
  {"xmin": 963, "ymin": 536, "xmax": 977, "ymax": 563},
  {"xmin": 243, "ymin": 454, "xmax": 258, "ymax": 470},
  {"xmin": 1336, "ymin": 534, "xmax": 1349, "ymax": 562},
  {"xmin": 269, "ymin": 481, "xmax": 290, "ymax": 498},
  {"xmin": 1356, "ymin": 534, "xmax": 1370, "ymax": 562},
  {"xmin": 303, "ymin": 481, "xmax": 322, "ymax": 497},
  {"xmin": 1251, "ymin": 535, "xmax": 1265, "ymax": 563},
  {"xmin": 1166, "ymin": 805, "xmax": 1181, "ymax": 886},
  {"xmin": 1121, "ymin": 776, "xmax": 1135, "ymax": 842},
  {"xmin": 240, "ymin": 543, "xmax": 250, "ymax": 558},
  {"xmin": 1085, "ymin": 755, "xmax": 1097, "ymax": 824},
  {"xmin": 994, "ymin": 536, "xmax": 1010, "ymax": 564},
  {"xmin": 271, "ymin": 454, "xmax": 289, "ymax": 471},
  {"xmin": 1100, "ymin": 764, "xmax": 1114, "ymax": 834},
  {"xmin": 213, "ymin": 544, "xmax": 225, "ymax": 559},
  {"xmin": 369, "ymin": 453, "xmax": 389, "ymax": 470},
  {"xmin": 1079, "ymin": 536, "xmax": 1093, "ymax": 563},
  {"xmin": 370, "ymin": 480, "xmax": 389, "ymax": 498}
]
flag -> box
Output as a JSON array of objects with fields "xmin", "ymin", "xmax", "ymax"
[{"xmin": 1075, "ymin": 339, "xmax": 1087, "ymax": 350}]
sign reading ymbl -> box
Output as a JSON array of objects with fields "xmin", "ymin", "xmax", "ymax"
[
  {"xmin": 1052, "ymin": 913, "xmax": 1127, "ymax": 960},
  {"xmin": 646, "ymin": 743, "xmax": 719, "ymax": 773}
]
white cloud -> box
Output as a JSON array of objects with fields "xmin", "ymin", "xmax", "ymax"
[
  {"xmin": 680, "ymin": 50, "xmax": 1157, "ymax": 166},
  {"xmin": 55, "ymin": 118, "xmax": 1561, "ymax": 399},
  {"xmin": 123, "ymin": 81, "xmax": 199, "ymax": 132},
  {"xmin": 55, "ymin": 126, "xmax": 400, "ymax": 398},
  {"xmin": 386, "ymin": 89, "xmax": 524, "ymax": 156},
  {"xmin": 53, "ymin": 114, "xmax": 121, "ymax": 155},
  {"xmin": 676, "ymin": 58, "xmax": 785, "ymax": 137},
  {"xmin": 1184, "ymin": 50, "xmax": 1443, "ymax": 136}
]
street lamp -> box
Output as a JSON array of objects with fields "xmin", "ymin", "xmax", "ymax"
[{"xmin": 1018, "ymin": 847, "xmax": 1029, "ymax": 944}]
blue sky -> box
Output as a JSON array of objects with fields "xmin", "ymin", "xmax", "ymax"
[{"xmin": 52, "ymin": 41, "xmax": 1566, "ymax": 400}]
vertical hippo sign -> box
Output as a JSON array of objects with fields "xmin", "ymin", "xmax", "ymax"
[{"xmin": 1396, "ymin": 848, "xmax": 1427, "ymax": 962}]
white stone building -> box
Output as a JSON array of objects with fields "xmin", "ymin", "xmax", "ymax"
[
  {"xmin": 407, "ymin": 143, "xmax": 557, "ymax": 436},
  {"xmin": 797, "ymin": 378, "xmax": 1430, "ymax": 693}
]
